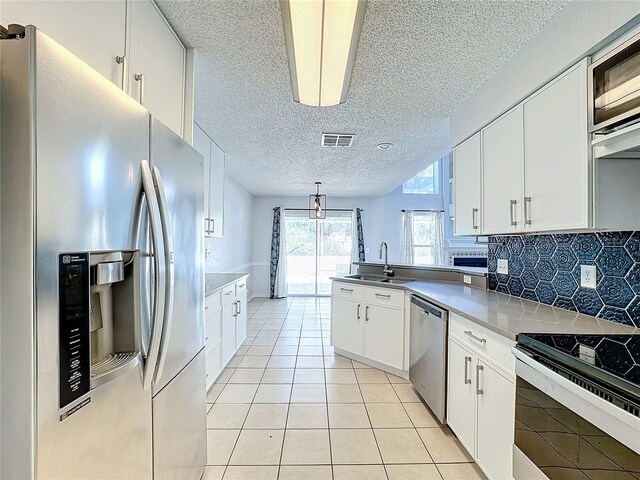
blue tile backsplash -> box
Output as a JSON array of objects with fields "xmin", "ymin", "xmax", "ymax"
[{"xmin": 488, "ymin": 232, "xmax": 640, "ymax": 328}]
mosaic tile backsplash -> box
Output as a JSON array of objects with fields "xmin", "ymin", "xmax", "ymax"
[{"xmin": 487, "ymin": 232, "xmax": 640, "ymax": 328}]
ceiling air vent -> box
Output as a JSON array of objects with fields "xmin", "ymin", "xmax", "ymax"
[{"xmin": 321, "ymin": 133, "xmax": 354, "ymax": 147}]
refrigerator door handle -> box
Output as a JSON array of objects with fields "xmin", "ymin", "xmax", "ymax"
[
  {"xmin": 141, "ymin": 160, "xmax": 167, "ymax": 390},
  {"xmin": 152, "ymin": 165, "xmax": 175, "ymax": 384}
]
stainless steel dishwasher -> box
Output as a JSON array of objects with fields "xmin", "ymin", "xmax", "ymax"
[{"xmin": 409, "ymin": 295, "xmax": 448, "ymax": 424}]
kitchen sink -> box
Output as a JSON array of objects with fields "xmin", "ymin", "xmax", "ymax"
[
  {"xmin": 343, "ymin": 274, "xmax": 387, "ymax": 282},
  {"xmin": 343, "ymin": 274, "xmax": 412, "ymax": 284},
  {"xmin": 380, "ymin": 278, "xmax": 412, "ymax": 284}
]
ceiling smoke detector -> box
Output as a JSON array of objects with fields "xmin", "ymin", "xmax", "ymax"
[
  {"xmin": 322, "ymin": 133, "xmax": 355, "ymax": 147},
  {"xmin": 376, "ymin": 143, "xmax": 393, "ymax": 150}
]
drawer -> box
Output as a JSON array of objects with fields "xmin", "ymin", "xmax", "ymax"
[
  {"xmin": 205, "ymin": 291, "xmax": 221, "ymax": 318},
  {"xmin": 364, "ymin": 285, "xmax": 404, "ymax": 309},
  {"xmin": 235, "ymin": 277, "xmax": 248, "ymax": 295},
  {"xmin": 206, "ymin": 310, "xmax": 221, "ymax": 349},
  {"xmin": 449, "ymin": 312, "xmax": 515, "ymax": 375},
  {"xmin": 206, "ymin": 343, "xmax": 222, "ymax": 390},
  {"xmin": 221, "ymin": 284, "xmax": 236, "ymax": 305},
  {"xmin": 332, "ymin": 281, "xmax": 364, "ymax": 300}
]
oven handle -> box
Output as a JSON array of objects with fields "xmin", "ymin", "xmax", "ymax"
[{"xmin": 513, "ymin": 347, "xmax": 640, "ymax": 454}]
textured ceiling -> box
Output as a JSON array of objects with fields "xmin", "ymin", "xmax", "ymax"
[{"xmin": 157, "ymin": 0, "xmax": 566, "ymax": 196}]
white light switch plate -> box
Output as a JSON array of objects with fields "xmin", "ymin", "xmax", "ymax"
[
  {"xmin": 581, "ymin": 265, "xmax": 597, "ymax": 289},
  {"xmin": 463, "ymin": 275, "xmax": 472, "ymax": 284},
  {"xmin": 497, "ymin": 259, "xmax": 508, "ymax": 275}
]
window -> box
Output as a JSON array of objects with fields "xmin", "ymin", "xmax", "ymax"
[
  {"xmin": 402, "ymin": 160, "xmax": 440, "ymax": 195},
  {"xmin": 284, "ymin": 211, "xmax": 354, "ymax": 295},
  {"xmin": 413, "ymin": 213, "xmax": 438, "ymax": 265}
]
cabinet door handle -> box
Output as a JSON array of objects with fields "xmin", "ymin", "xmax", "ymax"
[
  {"xmin": 340, "ymin": 287, "xmax": 354, "ymax": 293},
  {"xmin": 509, "ymin": 199, "xmax": 517, "ymax": 226},
  {"xmin": 365, "ymin": 305, "xmax": 369, "ymax": 322},
  {"xmin": 225, "ymin": 291, "xmax": 233, "ymax": 296},
  {"xmin": 134, "ymin": 72, "xmax": 145, "ymax": 105},
  {"xmin": 357, "ymin": 304, "xmax": 361, "ymax": 320},
  {"xmin": 464, "ymin": 356, "xmax": 472, "ymax": 385},
  {"xmin": 472, "ymin": 208, "xmax": 479, "ymax": 230},
  {"xmin": 374, "ymin": 293, "xmax": 390, "ymax": 299},
  {"xmin": 238, "ymin": 284, "xmax": 245, "ymax": 288},
  {"xmin": 204, "ymin": 217, "xmax": 210, "ymax": 235},
  {"xmin": 464, "ymin": 330, "xmax": 486, "ymax": 344},
  {"xmin": 476, "ymin": 364, "xmax": 484, "ymax": 395},
  {"xmin": 210, "ymin": 218, "xmax": 215, "ymax": 234},
  {"xmin": 236, "ymin": 300, "xmax": 241, "ymax": 315},
  {"xmin": 115, "ymin": 55, "xmax": 127, "ymax": 90},
  {"xmin": 524, "ymin": 196, "xmax": 532, "ymax": 225}
]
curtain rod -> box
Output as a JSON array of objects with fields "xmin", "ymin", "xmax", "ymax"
[
  {"xmin": 273, "ymin": 207, "xmax": 363, "ymax": 212},
  {"xmin": 401, "ymin": 209, "xmax": 445, "ymax": 212}
]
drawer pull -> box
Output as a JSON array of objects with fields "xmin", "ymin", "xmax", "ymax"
[
  {"xmin": 205, "ymin": 306, "xmax": 209, "ymax": 310},
  {"xmin": 374, "ymin": 293, "xmax": 391, "ymax": 299},
  {"xmin": 225, "ymin": 291, "xmax": 233, "ymax": 296},
  {"xmin": 340, "ymin": 287, "xmax": 354, "ymax": 293},
  {"xmin": 464, "ymin": 330, "xmax": 486, "ymax": 344},
  {"xmin": 238, "ymin": 284, "xmax": 245, "ymax": 288},
  {"xmin": 464, "ymin": 356, "xmax": 472, "ymax": 385},
  {"xmin": 476, "ymin": 364, "xmax": 484, "ymax": 395}
]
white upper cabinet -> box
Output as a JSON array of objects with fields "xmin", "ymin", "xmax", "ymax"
[
  {"xmin": 128, "ymin": 0, "xmax": 185, "ymax": 136},
  {"xmin": 523, "ymin": 60, "xmax": 590, "ymax": 232},
  {"xmin": 209, "ymin": 141, "xmax": 225, "ymax": 238},
  {"xmin": 1, "ymin": 0, "xmax": 190, "ymax": 139},
  {"xmin": 0, "ymin": 1, "xmax": 127, "ymax": 87},
  {"xmin": 193, "ymin": 123, "xmax": 212, "ymax": 234},
  {"xmin": 192, "ymin": 123, "xmax": 225, "ymax": 237},
  {"xmin": 481, "ymin": 106, "xmax": 524, "ymax": 235},
  {"xmin": 453, "ymin": 132, "xmax": 482, "ymax": 236}
]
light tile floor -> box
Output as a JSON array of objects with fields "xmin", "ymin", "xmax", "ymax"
[{"xmin": 204, "ymin": 297, "xmax": 487, "ymax": 480}]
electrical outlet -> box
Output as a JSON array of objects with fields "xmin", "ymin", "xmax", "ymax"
[
  {"xmin": 497, "ymin": 259, "xmax": 509, "ymax": 275},
  {"xmin": 581, "ymin": 265, "xmax": 597, "ymax": 289},
  {"xmin": 463, "ymin": 275, "xmax": 472, "ymax": 285}
]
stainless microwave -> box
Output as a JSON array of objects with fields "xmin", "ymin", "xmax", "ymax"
[{"xmin": 589, "ymin": 30, "xmax": 640, "ymax": 133}]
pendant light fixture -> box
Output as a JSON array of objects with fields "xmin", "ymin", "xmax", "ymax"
[
  {"xmin": 280, "ymin": 0, "xmax": 367, "ymax": 107},
  {"xmin": 309, "ymin": 182, "xmax": 326, "ymax": 219}
]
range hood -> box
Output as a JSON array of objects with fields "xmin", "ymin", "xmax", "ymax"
[{"xmin": 593, "ymin": 122, "xmax": 640, "ymax": 159}]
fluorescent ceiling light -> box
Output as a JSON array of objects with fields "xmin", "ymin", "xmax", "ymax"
[{"xmin": 281, "ymin": 0, "xmax": 367, "ymax": 107}]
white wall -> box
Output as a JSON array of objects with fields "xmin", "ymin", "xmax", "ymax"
[
  {"xmin": 205, "ymin": 176, "xmax": 255, "ymax": 297},
  {"xmin": 450, "ymin": 1, "xmax": 640, "ymax": 146}
]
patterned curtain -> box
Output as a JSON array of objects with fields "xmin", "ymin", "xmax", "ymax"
[
  {"xmin": 269, "ymin": 207, "xmax": 288, "ymax": 298},
  {"xmin": 356, "ymin": 208, "xmax": 365, "ymax": 261},
  {"xmin": 350, "ymin": 208, "xmax": 365, "ymax": 273},
  {"xmin": 401, "ymin": 210, "xmax": 415, "ymax": 265}
]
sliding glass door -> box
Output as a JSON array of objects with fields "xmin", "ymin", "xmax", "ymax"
[{"xmin": 284, "ymin": 211, "xmax": 354, "ymax": 296}]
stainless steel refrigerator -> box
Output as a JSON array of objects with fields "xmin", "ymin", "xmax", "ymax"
[{"xmin": 0, "ymin": 26, "xmax": 206, "ymax": 479}]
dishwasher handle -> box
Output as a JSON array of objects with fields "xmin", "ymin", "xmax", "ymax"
[{"xmin": 410, "ymin": 295, "xmax": 446, "ymax": 320}]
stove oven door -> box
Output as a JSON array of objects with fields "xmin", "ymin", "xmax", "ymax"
[{"xmin": 512, "ymin": 349, "xmax": 640, "ymax": 480}]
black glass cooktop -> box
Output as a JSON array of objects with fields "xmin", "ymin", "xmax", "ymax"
[{"xmin": 517, "ymin": 333, "xmax": 640, "ymax": 399}]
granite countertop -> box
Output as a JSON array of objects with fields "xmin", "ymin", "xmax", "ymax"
[
  {"xmin": 205, "ymin": 272, "xmax": 249, "ymax": 297},
  {"xmin": 333, "ymin": 276, "xmax": 638, "ymax": 340},
  {"xmin": 355, "ymin": 261, "xmax": 488, "ymax": 277}
]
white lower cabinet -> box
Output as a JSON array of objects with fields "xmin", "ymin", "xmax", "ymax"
[
  {"xmin": 476, "ymin": 359, "xmax": 516, "ymax": 480},
  {"xmin": 221, "ymin": 300, "xmax": 236, "ymax": 367},
  {"xmin": 331, "ymin": 281, "xmax": 405, "ymax": 373},
  {"xmin": 205, "ymin": 275, "xmax": 249, "ymax": 390},
  {"xmin": 447, "ymin": 313, "xmax": 516, "ymax": 480},
  {"xmin": 363, "ymin": 304, "xmax": 404, "ymax": 370},
  {"xmin": 331, "ymin": 297, "xmax": 363, "ymax": 356},
  {"xmin": 446, "ymin": 338, "xmax": 476, "ymax": 456}
]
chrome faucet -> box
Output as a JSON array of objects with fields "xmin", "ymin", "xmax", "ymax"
[{"xmin": 379, "ymin": 242, "xmax": 394, "ymax": 277}]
